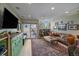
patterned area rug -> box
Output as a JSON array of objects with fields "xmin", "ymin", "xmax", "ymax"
[{"xmin": 31, "ymin": 39, "xmax": 69, "ymax": 56}]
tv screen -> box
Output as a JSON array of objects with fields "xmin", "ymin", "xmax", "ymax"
[{"xmin": 2, "ymin": 8, "xmax": 18, "ymax": 28}]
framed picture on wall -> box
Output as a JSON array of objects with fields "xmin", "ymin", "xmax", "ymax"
[
  {"xmin": 77, "ymin": 24, "xmax": 79, "ymax": 30},
  {"xmin": 58, "ymin": 24, "xmax": 67, "ymax": 31},
  {"xmin": 68, "ymin": 24, "xmax": 77, "ymax": 30}
]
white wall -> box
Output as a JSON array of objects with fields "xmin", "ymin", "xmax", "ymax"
[
  {"xmin": 0, "ymin": 4, "xmax": 4, "ymax": 29},
  {"xmin": 39, "ymin": 18, "xmax": 51, "ymax": 29},
  {"xmin": 51, "ymin": 13, "xmax": 79, "ymax": 35}
]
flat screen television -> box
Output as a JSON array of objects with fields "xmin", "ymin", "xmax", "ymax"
[{"xmin": 2, "ymin": 8, "xmax": 18, "ymax": 28}]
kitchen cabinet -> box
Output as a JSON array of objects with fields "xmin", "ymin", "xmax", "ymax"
[{"xmin": 11, "ymin": 33, "xmax": 23, "ymax": 56}]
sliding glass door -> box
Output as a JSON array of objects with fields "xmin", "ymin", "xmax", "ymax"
[
  {"xmin": 23, "ymin": 24, "xmax": 30, "ymax": 38},
  {"xmin": 30, "ymin": 24, "xmax": 37, "ymax": 38},
  {"xmin": 23, "ymin": 24, "xmax": 37, "ymax": 39}
]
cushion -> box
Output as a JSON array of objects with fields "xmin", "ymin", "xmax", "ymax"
[{"xmin": 52, "ymin": 32, "xmax": 60, "ymax": 37}]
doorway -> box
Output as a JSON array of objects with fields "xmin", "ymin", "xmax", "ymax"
[{"xmin": 23, "ymin": 24, "xmax": 38, "ymax": 39}]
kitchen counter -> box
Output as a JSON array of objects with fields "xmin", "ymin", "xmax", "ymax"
[
  {"xmin": 10, "ymin": 32, "xmax": 23, "ymax": 56},
  {"xmin": 0, "ymin": 32, "xmax": 8, "ymax": 41},
  {"xmin": 11, "ymin": 33, "xmax": 20, "ymax": 38},
  {"xmin": 10, "ymin": 32, "xmax": 23, "ymax": 39}
]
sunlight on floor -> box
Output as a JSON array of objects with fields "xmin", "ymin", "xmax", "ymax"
[{"xmin": 19, "ymin": 39, "xmax": 32, "ymax": 56}]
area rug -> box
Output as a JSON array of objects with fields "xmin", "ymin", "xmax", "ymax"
[{"xmin": 31, "ymin": 39, "xmax": 69, "ymax": 56}]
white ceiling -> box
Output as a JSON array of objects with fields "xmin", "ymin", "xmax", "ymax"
[{"xmin": 7, "ymin": 3, "xmax": 79, "ymax": 20}]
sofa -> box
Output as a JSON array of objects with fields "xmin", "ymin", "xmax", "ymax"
[
  {"xmin": 44, "ymin": 32, "xmax": 68, "ymax": 46},
  {"xmin": 43, "ymin": 32, "xmax": 77, "ymax": 56}
]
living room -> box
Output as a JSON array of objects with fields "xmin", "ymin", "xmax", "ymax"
[{"xmin": 0, "ymin": 3, "xmax": 79, "ymax": 56}]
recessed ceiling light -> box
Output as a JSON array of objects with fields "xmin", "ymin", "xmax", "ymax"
[
  {"xmin": 51, "ymin": 7, "xmax": 55, "ymax": 10},
  {"xmin": 65, "ymin": 11, "xmax": 69, "ymax": 14},
  {"xmin": 28, "ymin": 3, "xmax": 32, "ymax": 5}
]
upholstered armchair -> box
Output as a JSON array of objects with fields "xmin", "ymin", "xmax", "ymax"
[{"xmin": 66, "ymin": 34, "xmax": 76, "ymax": 56}]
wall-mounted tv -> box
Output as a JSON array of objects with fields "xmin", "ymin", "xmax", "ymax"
[{"xmin": 2, "ymin": 8, "xmax": 18, "ymax": 28}]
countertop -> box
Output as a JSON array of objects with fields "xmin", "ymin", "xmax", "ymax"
[
  {"xmin": 0, "ymin": 32, "xmax": 23, "ymax": 40},
  {"xmin": 11, "ymin": 33, "xmax": 20, "ymax": 38}
]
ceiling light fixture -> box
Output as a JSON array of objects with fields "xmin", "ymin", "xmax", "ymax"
[
  {"xmin": 65, "ymin": 11, "xmax": 69, "ymax": 14},
  {"xmin": 51, "ymin": 7, "xmax": 55, "ymax": 10},
  {"xmin": 28, "ymin": 3, "xmax": 32, "ymax": 5}
]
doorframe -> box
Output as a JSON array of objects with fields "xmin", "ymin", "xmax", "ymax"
[{"xmin": 23, "ymin": 23, "xmax": 38, "ymax": 39}]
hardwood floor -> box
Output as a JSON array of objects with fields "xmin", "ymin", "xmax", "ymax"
[
  {"xmin": 19, "ymin": 39, "xmax": 68, "ymax": 56},
  {"xmin": 19, "ymin": 39, "xmax": 32, "ymax": 56}
]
